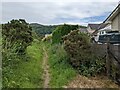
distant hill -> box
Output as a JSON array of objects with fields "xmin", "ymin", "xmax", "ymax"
[
  {"xmin": 30, "ymin": 23, "xmax": 87, "ymax": 36},
  {"xmin": 30, "ymin": 23, "xmax": 58, "ymax": 36},
  {"xmin": 79, "ymin": 25, "xmax": 87, "ymax": 29}
]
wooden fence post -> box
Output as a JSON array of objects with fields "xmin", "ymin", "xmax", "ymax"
[{"xmin": 106, "ymin": 39, "xmax": 111, "ymax": 78}]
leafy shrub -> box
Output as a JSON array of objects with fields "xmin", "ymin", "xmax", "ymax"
[
  {"xmin": 2, "ymin": 19, "xmax": 33, "ymax": 54},
  {"xmin": 63, "ymin": 30, "xmax": 105, "ymax": 76},
  {"xmin": 2, "ymin": 19, "xmax": 35, "ymax": 88},
  {"xmin": 52, "ymin": 24, "xmax": 78, "ymax": 44},
  {"xmin": 2, "ymin": 41, "xmax": 44, "ymax": 88}
]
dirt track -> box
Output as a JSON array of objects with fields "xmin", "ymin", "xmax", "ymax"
[{"xmin": 42, "ymin": 47, "xmax": 50, "ymax": 88}]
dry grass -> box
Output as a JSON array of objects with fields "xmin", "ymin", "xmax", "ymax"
[{"xmin": 63, "ymin": 75, "xmax": 120, "ymax": 88}]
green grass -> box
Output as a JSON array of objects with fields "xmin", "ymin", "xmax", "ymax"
[
  {"xmin": 3, "ymin": 40, "xmax": 44, "ymax": 88},
  {"xmin": 18, "ymin": 41, "xmax": 43, "ymax": 88},
  {"xmin": 0, "ymin": 37, "xmax": 2, "ymax": 45},
  {"xmin": 47, "ymin": 43, "xmax": 77, "ymax": 88}
]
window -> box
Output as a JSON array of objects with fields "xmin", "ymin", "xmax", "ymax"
[{"xmin": 102, "ymin": 31, "xmax": 104, "ymax": 34}]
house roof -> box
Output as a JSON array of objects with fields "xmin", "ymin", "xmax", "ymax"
[
  {"xmin": 92, "ymin": 23, "xmax": 108, "ymax": 35},
  {"xmin": 104, "ymin": 3, "xmax": 120, "ymax": 23},
  {"xmin": 88, "ymin": 24, "xmax": 101, "ymax": 30},
  {"xmin": 97, "ymin": 23, "xmax": 108, "ymax": 30},
  {"xmin": 79, "ymin": 28, "xmax": 88, "ymax": 33}
]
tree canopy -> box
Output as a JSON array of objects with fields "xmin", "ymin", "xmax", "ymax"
[{"xmin": 52, "ymin": 24, "xmax": 79, "ymax": 44}]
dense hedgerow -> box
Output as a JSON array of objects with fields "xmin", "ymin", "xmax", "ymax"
[
  {"xmin": 2, "ymin": 19, "xmax": 43, "ymax": 88},
  {"xmin": 2, "ymin": 19, "xmax": 33, "ymax": 54},
  {"xmin": 2, "ymin": 19, "xmax": 33, "ymax": 68},
  {"xmin": 63, "ymin": 30, "xmax": 106, "ymax": 76},
  {"xmin": 52, "ymin": 24, "xmax": 78, "ymax": 44}
]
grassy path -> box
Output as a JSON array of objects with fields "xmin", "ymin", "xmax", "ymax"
[
  {"xmin": 42, "ymin": 43, "xmax": 119, "ymax": 88},
  {"xmin": 47, "ymin": 44, "xmax": 77, "ymax": 88},
  {"xmin": 42, "ymin": 46, "xmax": 50, "ymax": 88},
  {"xmin": 18, "ymin": 42, "xmax": 44, "ymax": 88}
]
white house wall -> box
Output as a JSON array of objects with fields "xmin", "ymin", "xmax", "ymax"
[
  {"xmin": 111, "ymin": 13, "xmax": 120, "ymax": 31},
  {"xmin": 87, "ymin": 26, "xmax": 95, "ymax": 34},
  {"xmin": 118, "ymin": 12, "xmax": 120, "ymax": 31},
  {"xmin": 104, "ymin": 24, "xmax": 111, "ymax": 29}
]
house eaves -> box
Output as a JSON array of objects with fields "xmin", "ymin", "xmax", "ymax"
[
  {"xmin": 88, "ymin": 24, "xmax": 101, "ymax": 30},
  {"xmin": 104, "ymin": 3, "xmax": 120, "ymax": 23}
]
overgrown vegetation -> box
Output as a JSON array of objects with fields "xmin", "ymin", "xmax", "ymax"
[
  {"xmin": 3, "ymin": 41, "xmax": 44, "ymax": 88},
  {"xmin": 47, "ymin": 43, "xmax": 76, "ymax": 88},
  {"xmin": 52, "ymin": 24, "xmax": 78, "ymax": 44},
  {"xmin": 2, "ymin": 19, "xmax": 110, "ymax": 88},
  {"xmin": 2, "ymin": 19, "xmax": 33, "ymax": 55},
  {"xmin": 63, "ymin": 30, "xmax": 106, "ymax": 77},
  {"xmin": 2, "ymin": 19, "xmax": 43, "ymax": 88}
]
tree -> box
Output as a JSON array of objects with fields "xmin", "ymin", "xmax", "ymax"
[
  {"xmin": 2, "ymin": 19, "xmax": 33, "ymax": 54},
  {"xmin": 52, "ymin": 24, "xmax": 78, "ymax": 44}
]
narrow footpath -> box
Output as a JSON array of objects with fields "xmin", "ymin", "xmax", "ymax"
[
  {"xmin": 42, "ymin": 46, "xmax": 50, "ymax": 88},
  {"xmin": 42, "ymin": 46, "xmax": 119, "ymax": 88}
]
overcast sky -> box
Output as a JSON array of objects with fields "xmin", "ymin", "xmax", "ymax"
[{"xmin": 1, "ymin": 0, "xmax": 119, "ymax": 25}]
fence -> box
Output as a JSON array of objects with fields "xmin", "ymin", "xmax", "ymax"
[{"xmin": 91, "ymin": 43, "xmax": 120, "ymax": 84}]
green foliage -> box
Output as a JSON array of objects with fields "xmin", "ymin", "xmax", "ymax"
[
  {"xmin": 2, "ymin": 19, "xmax": 33, "ymax": 54},
  {"xmin": 2, "ymin": 41, "xmax": 44, "ymax": 88},
  {"xmin": 63, "ymin": 30, "xmax": 105, "ymax": 77},
  {"xmin": 2, "ymin": 19, "xmax": 43, "ymax": 88},
  {"xmin": 30, "ymin": 23, "xmax": 58, "ymax": 37},
  {"xmin": 78, "ymin": 57, "xmax": 106, "ymax": 76},
  {"xmin": 2, "ymin": 19, "xmax": 33, "ymax": 74},
  {"xmin": 79, "ymin": 25, "xmax": 87, "ymax": 28},
  {"xmin": 52, "ymin": 24, "xmax": 78, "ymax": 44},
  {"xmin": 47, "ymin": 43, "xmax": 76, "ymax": 88}
]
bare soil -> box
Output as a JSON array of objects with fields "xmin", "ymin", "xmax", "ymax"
[{"xmin": 42, "ymin": 47, "xmax": 50, "ymax": 88}]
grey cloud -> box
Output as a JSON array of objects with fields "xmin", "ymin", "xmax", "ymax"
[{"xmin": 2, "ymin": 1, "xmax": 118, "ymax": 25}]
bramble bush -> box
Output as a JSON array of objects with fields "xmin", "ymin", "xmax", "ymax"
[{"xmin": 62, "ymin": 30, "xmax": 106, "ymax": 76}]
